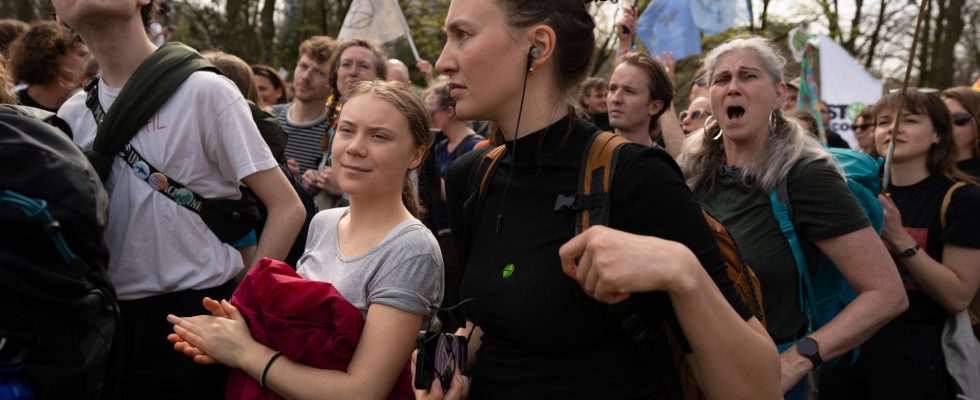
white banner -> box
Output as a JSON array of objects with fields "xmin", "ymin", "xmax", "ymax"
[
  {"xmin": 819, "ymin": 34, "xmax": 883, "ymax": 148},
  {"xmin": 338, "ymin": 0, "xmax": 411, "ymax": 44}
]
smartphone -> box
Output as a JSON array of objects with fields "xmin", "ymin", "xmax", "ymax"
[{"xmin": 414, "ymin": 331, "xmax": 468, "ymax": 391}]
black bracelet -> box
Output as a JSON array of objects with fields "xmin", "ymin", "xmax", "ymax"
[{"xmin": 260, "ymin": 351, "xmax": 284, "ymax": 389}]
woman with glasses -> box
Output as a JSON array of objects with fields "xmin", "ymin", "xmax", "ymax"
[
  {"xmin": 677, "ymin": 36, "xmax": 907, "ymax": 398},
  {"xmin": 819, "ymin": 88, "xmax": 980, "ymax": 400},
  {"xmin": 680, "ymin": 96, "xmax": 710, "ymax": 135},
  {"xmin": 851, "ymin": 107, "xmax": 877, "ymax": 156},
  {"xmin": 941, "ymin": 87, "xmax": 980, "ymax": 179}
]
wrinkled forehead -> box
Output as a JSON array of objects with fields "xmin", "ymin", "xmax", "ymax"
[
  {"xmin": 341, "ymin": 46, "xmax": 376, "ymax": 64},
  {"xmin": 712, "ymin": 48, "xmax": 767, "ymax": 77}
]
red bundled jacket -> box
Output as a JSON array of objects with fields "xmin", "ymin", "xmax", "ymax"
[{"xmin": 227, "ymin": 258, "xmax": 413, "ymax": 399}]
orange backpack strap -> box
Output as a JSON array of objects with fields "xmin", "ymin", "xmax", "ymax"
[
  {"xmin": 940, "ymin": 181, "xmax": 966, "ymax": 229},
  {"xmin": 554, "ymin": 131, "xmax": 630, "ymax": 234},
  {"xmin": 476, "ymin": 145, "xmax": 507, "ymax": 202}
]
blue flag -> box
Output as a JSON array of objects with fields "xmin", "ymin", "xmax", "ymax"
[
  {"xmin": 690, "ymin": 0, "xmax": 749, "ymax": 36},
  {"xmin": 636, "ymin": 0, "xmax": 701, "ymax": 60}
]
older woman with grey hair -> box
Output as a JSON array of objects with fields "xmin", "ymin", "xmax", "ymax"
[{"xmin": 677, "ymin": 36, "xmax": 907, "ymax": 398}]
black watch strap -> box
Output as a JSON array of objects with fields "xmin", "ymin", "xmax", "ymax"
[
  {"xmin": 895, "ymin": 244, "xmax": 920, "ymax": 258},
  {"xmin": 797, "ymin": 337, "xmax": 823, "ymax": 367}
]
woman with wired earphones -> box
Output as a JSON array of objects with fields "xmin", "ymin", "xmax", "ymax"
[{"xmin": 415, "ymin": 0, "xmax": 781, "ymax": 398}]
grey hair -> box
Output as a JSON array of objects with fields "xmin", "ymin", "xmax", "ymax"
[
  {"xmin": 705, "ymin": 36, "xmax": 786, "ymax": 87},
  {"xmin": 677, "ymin": 36, "xmax": 839, "ymax": 194}
]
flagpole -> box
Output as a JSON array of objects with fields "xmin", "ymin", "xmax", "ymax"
[
  {"xmin": 881, "ymin": 0, "xmax": 929, "ymax": 194},
  {"xmin": 393, "ymin": 0, "xmax": 421, "ymax": 62}
]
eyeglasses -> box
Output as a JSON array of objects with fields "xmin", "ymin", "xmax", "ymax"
[
  {"xmin": 853, "ymin": 123, "xmax": 873, "ymax": 131},
  {"xmin": 680, "ymin": 109, "xmax": 709, "ymax": 121},
  {"xmin": 953, "ymin": 112, "xmax": 974, "ymax": 127},
  {"xmin": 692, "ymin": 75, "xmax": 707, "ymax": 88}
]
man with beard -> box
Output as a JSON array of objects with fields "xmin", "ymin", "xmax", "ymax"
[{"xmin": 274, "ymin": 36, "xmax": 338, "ymax": 182}]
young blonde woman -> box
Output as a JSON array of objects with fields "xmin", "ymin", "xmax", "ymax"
[
  {"xmin": 302, "ymin": 38, "xmax": 388, "ymax": 200},
  {"xmin": 167, "ymin": 81, "xmax": 444, "ymax": 400}
]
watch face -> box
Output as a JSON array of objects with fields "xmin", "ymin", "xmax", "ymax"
[{"xmin": 798, "ymin": 338, "xmax": 818, "ymax": 356}]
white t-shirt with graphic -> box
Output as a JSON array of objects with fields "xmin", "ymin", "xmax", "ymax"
[{"xmin": 59, "ymin": 71, "xmax": 277, "ymax": 300}]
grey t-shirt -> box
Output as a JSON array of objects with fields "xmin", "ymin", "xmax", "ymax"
[{"xmin": 297, "ymin": 207, "xmax": 444, "ymax": 327}]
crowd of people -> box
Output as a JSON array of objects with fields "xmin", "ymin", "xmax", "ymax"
[{"xmin": 1, "ymin": 0, "xmax": 978, "ymax": 399}]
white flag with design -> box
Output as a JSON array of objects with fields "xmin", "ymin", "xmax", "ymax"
[{"xmin": 338, "ymin": 0, "xmax": 411, "ymax": 44}]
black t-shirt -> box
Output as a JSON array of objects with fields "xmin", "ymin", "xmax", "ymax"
[
  {"xmin": 433, "ymin": 135, "xmax": 482, "ymax": 231},
  {"xmin": 588, "ymin": 112, "xmax": 612, "ymax": 132},
  {"xmin": 695, "ymin": 158, "xmax": 870, "ymax": 342},
  {"xmin": 16, "ymin": 88, "xmax": 60, "ymax": 113},
  {"xmin": 888, "ymin": 175, "xmax": 980, "ymax": 324},
  {"xmin": 826, "ymin": 129, "xmax": 850, "ymax": 149},
  {"xmin": 446, "ymin": 115, "xmax": 751, "ymax": 399},
  {"xmin": 958, "ymin": 157, "xmax": 980, "ymax": 180}
]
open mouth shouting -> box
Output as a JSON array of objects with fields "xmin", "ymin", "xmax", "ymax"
[{"xmin": 726, "ymin": 105, "xmax": 746, "ymax": 122}]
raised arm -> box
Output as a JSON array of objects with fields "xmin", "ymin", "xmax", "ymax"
[{"xmin": 614, "ymin": 6, "xmax": 637, "ymax": 65}]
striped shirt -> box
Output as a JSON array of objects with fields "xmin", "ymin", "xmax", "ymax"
[{"xmin": 273, "ymin": 103, "xmax": 332, "ymax": 173}]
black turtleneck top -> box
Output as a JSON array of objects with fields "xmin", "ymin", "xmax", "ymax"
[{"xmin": 445, "ymin": 114, "xmax": 751, "ymax": 399}]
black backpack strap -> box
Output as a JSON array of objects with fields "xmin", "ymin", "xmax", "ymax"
[
  {"xmin": 451, "ymin": 145, "xmax": 505, "ymax": 273},
  {"xmin": 85, "ymin": 42, "xmax": 220, "ymax": 180}
]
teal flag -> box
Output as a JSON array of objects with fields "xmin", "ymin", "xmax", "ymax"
[{"xmin": 798, "ymin": 43, "xmax": 827, "ymax": 145}]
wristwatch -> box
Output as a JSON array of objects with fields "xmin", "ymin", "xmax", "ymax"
[
  {"xmin": 796, "ymin": 337, "xmax": 823, "ymax": 367},
  {"xmin": 895, "ymin": 244, "xmax": 920, "ymax": 258}
]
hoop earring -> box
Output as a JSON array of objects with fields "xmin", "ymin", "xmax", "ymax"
[
  {"xmin": 769, "ymin": 110, "xmax": 777, "ymax": 136},
  {"xmin": 704, "ymin": 115, "xmax": 724, "ymax": 140}
]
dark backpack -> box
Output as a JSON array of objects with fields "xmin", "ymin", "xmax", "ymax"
[
  {"xmin": 461, "ymin": 131, "xmax": 765, "ymax": 400},
  {"xmin": 0, "ymin": 106, "xmax": 121, "ymax": 399}
]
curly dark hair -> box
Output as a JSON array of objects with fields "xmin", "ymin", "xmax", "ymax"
[
  {"xmin": 7, "ymin": 21, "xmax": 80, "ymax": 85},
  {"xmin": 142, "ymin": 0, "xmax": 160, "ymax": 26},
  {"xmin": 0, "ymin": 19, "xmax": 29, "ymax": 55},
  {"xmin": 298, "ymin": 35, "xmax": 337, "ymax": 65}
]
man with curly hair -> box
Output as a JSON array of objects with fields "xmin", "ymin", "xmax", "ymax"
[
  {"xmin": 7, "ymin": 21, "xmax": 90, "ymax": 112},
  {"xmin": 50, "ymin": 0, "xmax": 305, "ymax": 397},
  {"xmin": 272, "ymin": 36, "xmax": 337, "ymax": 180}
]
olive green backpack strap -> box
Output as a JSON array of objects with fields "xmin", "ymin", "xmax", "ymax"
[{"xmin": 85, "ymin": 42, "xmax": 220, "ymax": 180}]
